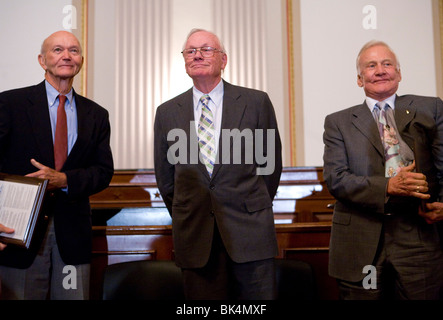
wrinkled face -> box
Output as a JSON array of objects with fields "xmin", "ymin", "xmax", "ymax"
[
  {"xmin": 38, "ymin": 31, "xmax": 83, "ymax": 82},
  {"xmin": 183, "ymin": 31, "xmax": 227, "ymax": 81},
  {"xmin": 357, "ymin": 44, "xmax": 402, "ymax": 101}
]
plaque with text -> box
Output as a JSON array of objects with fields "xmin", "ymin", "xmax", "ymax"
[{"xmin": 0, "ymin": 173, "xmax": 48, "ymax": 249}]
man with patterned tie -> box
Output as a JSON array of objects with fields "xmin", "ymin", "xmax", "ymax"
[
  {"xmin": 0, "ymin": 31, "xmax": 113, "ymax": 299},
  {"xmin": 154, "ymin": 28, "xmax": 282, "ymax": 299},
  {"xmin": 323, "ymin": 40, "xmax": 443, "ymax": 299}
]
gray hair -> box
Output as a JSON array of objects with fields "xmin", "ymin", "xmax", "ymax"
[
  {"xmin": 182, "ymin": 28, "xmax": 226, "ymax": 54},
  {"xmin": 356, "ymin": 40, "xmax": 400, "ymax": 75}
]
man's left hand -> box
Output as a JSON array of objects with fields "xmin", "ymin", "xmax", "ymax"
[
  {"xmin": 25, "ymin": 159, "xmax": 68, "ymax": 190},
  {"xmin": 420, "ymin": 202, "xmax": 443, "ymax": 224}
]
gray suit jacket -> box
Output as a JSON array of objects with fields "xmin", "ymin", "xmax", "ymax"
[
  {"xmin": 323, "ymin": 94, "xmax": 443, "ymax": 282},
  {"xmin": 154, "ymin": 80, "xmax": 282, "ymax": 268}
]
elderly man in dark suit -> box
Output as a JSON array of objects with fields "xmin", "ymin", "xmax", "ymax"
[
  {"xmin": 154, "ymin": 28, "xmax": 282, "ymax": 300},
  {"xmin": 323, "ymin": 40, "xmax": 443, "ymax": 300},
  {"xmin": 0, "ymin": 31, "xmax": 113, "ymax": 299}
]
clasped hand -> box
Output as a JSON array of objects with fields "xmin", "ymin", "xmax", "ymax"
[
  {"xmin": 25, "ymin": 159, "xmax": 67, "ymax": 190},
  {"xmin": 387, "ymin": 162, "xmax": 443, "ymax": 224},
  {"xmin": 387, "ymin": 162, "xmax": 429, "ymax": 199}
]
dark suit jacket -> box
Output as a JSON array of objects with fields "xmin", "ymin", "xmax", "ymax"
[
  {"xmin": 0, "ymin": 81, "xmax": 114, "ymax": 268},
  {"xmin": 154, "ymin": 80, "xmax": 282, "ymax": 268},
  {"xmin": 323, "ymin": 94, "xmax": 443, "ymax": 282}
]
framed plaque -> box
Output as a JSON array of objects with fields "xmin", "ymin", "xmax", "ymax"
[{"xmin": 0, "ymin": 173, "xmax": 48, "ymax": 249}]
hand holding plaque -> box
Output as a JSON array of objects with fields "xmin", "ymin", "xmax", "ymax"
[
  {"xmin": 0, "ymin": 173, "xmax": 48, "ymax": 249},
  {"xmin": 0, "ymin": 223, "xmax": 14, "ymax": 250}
]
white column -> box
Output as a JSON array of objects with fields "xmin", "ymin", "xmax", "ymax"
[
  {"xmin": 113, "ymin": 0, "xmax": 172, "ymax": 169},
  {"xmin": 213, "ymin": 0, "xmax": 268, "ymax": 92}
]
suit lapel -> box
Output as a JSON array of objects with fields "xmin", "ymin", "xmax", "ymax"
[
  {"xmin": 394, "ymin": 95, "xmax": 416, "ymax": 148},
  {"xmin": 219, "ymin": 81, "xmax": 246, "ymax": 131},
  {"xmin": 351, "ymin": 97, "xmax": 417, "ymax": 162},
  {"xmin": 26, "ymin": 81, "xmax": 55, "ymax": 167},
  {"xmin": 177, "ymin": 89, "xmax": 210, "ymax": 178},
  {"xmin": 64, "ymin": 91, "xmax": 92, "ymax": 169},
  {"xmin": 211, "ymin": 81, "xmax": 246, "ymax": 179},
  {"xmin": 351, "ymin": 102, "xmax": 385, "ymax": 158},
  {"xmin": 181, "ymin": 81, "xmax": 246, "ymax": 180},
  {"xmin": 175, "ymin": 89, "xmax": 195, "ymax": 135}
]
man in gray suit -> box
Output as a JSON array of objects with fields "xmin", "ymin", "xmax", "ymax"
[
  {"xmin": 323, "ymin": 40, "xmax": 443, "ymax": 299},
  {"xmin": 154, "ymin": 28, "xmax": 282, "ymax": 299}
]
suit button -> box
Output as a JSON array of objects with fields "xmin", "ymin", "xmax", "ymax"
[
  {"xmin": 210, "ymin": 211, "xmax": 215, "ymax": 216},
  {"xmin": 209, "ymin": 185, "xmax": 215, "ymax": 190}
]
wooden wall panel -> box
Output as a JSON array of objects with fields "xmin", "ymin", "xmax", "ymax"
[{"xmin": 89, "ymin": 167, "xmax": 338, "ymax": 300}]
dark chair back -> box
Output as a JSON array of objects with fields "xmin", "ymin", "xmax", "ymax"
[
  {"xmin": 102, "ymin": 260, "xmax": 184, "ymax": 300},
  {"xmin": 102, "ymin": 258, "xmax": 316, "ymax": 300},
  {"xmin": 275, "ymin": 258, "xmax": 317, "ymax": 300}
]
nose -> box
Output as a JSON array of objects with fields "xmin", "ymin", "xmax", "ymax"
[
  {"xmin": 193, "ymin": 48, "xmax": 204, "ymax": 59},
  {"xmin": 61, "ymin": 49, "xmax": 72, "ymax": 60},
  {"xmin": 374, "ymin": 63, "xmax": 386, "ymax": 75}
]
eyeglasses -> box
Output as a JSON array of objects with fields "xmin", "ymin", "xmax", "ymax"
[{"xmin": 181, "ymin": 47, "xmax": 224, "ymax": 58}]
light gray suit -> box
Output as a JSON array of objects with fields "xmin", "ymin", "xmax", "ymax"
[
  {"xmin": 323, "ymin": 94, "xmax": 443, "ymax": 298},
  {"xmin": 154, "ymin": 80, "xmax": 282, "ymax": 269}
]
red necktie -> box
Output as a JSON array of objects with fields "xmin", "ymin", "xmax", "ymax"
[{"xmin": 54, "ymin": 95, "xmax": 68, "ymax": 171}]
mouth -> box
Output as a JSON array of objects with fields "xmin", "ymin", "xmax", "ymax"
[
  {"xmin": 190, "ymin": 62, "xmax": 209, "ymax": 68},
  {"xmin": 373, "ymin": 79, "xmax": 390, "ymax": 84}
]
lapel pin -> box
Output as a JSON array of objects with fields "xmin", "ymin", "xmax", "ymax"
[{"xmin": 406, "ymin": 110, "xmax": 410, "ymax": 114}]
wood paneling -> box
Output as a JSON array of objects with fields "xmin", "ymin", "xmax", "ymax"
[
  {"xmin": 90, "ymin": 167, "xmax": 338, "ymax": 300},
  {"xmin": 90, "ymin": 167, "xmax": 336, "ymax": 221}
]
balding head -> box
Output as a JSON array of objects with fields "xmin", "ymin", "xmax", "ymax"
[{"xmin": 40, "ymin": 30, "xmax": 83, "ymax": 56}]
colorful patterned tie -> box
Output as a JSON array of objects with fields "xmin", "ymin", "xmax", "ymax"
[
  {"xmin": 375, "ymin": 102, "xmax": 404, "ymax": 177},
  {"xmin": 198, "ymin": 95, "xmax": 216, "ymax": 176},
  {"xmin": 54, "ymin": 95, "xmax": 68, "ymax": 171}
]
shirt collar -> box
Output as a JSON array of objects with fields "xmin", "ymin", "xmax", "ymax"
[
  {"xmin": 366, "ymin": 94, "xmax": 396, "ymax": 112},
  {"xmin": 45, "ymin": 80, "xmax": 74, "ymax": 109},
  {"xmin": 193, "ymin": 79, "xmax": 224, "ymax": 110}
]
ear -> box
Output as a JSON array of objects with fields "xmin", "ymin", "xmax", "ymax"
[
  {"xmin": 38, "ymin": 54, "xmax": 47, "ymax": 71},
  {"xmin": 357, "ymin": 75, "xmax": 363, "ymax": 87},
  {"xmin": 221, "ymin": 53, "xmax": 228, "ymax": 70}
]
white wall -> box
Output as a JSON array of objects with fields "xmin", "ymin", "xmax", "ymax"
[
  {"xmin": 298, "ymin": 0, "xmax": 438, "ymax": 166},
  {"xmin": 0, "ymin": 0, "xmax": 440, "ymax": 169},
  {"xmin": 0, "ymin": 0, "xmax": 74, "ymax": 92},
  {"xmin": 89, "ymin": 0, "xmax": 288, "ymax": 169}
]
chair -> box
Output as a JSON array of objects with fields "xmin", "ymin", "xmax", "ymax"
[
  {"xmin": 102, "ymin": 260, "xmax": 184, "ymax": 300},
  {"xmin": 275, "ymin": 258, "xmax": 317, "ymax": 300},
  {"xmin": 102, "ymin": 258, "xmax": 316, "ymax": 300}
]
